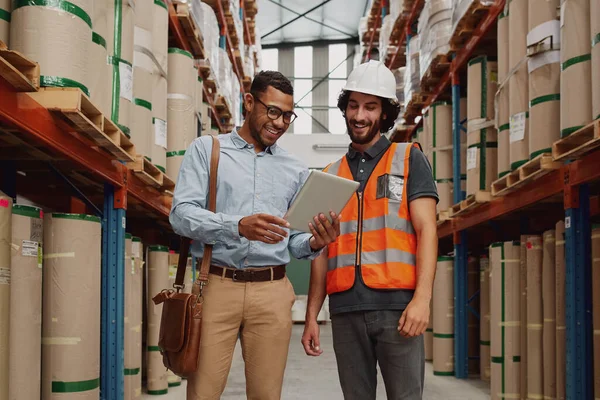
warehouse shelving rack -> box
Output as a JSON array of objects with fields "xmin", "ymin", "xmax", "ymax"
[
  {"xmin": 0, "ymin": 0, "xmax": 251, "ymax": 398},
  {"xmin": 376, "ymin": 0, "xmax": 599, "ymax": 398}
]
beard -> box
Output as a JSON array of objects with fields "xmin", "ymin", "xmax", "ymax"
[
  {"xmin": 248, "ymin": 112, "xmax": 271, "ymax": 149},
  {"xmin": 346, "ymin": 118, "xmax": 381, "ymax": 145}
]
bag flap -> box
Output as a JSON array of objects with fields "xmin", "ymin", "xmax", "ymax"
[{"xmin": 159, "ymin": 293, "xmax": 193, "ymax": 352}]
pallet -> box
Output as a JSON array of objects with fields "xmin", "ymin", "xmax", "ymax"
[
  {"xmin": 161, "ymin": 174, "xmax": 176, "ymax": 196},
  {"xmin": 0, "ymin": 40, "xmax": 40, "ymax": 92},
  {"xmin": 552, "ymin": 120, "xmax": 600, "ymax": 162},
  {"xmin": 420, "ymin": 53, "xmax": 451, "ymax": 93},
  {"xmin": 449, "ymin": 0, "xmax": 492, "ymax": 50},
  {"xmin": 242, "ymin": 76, "xmax": 252, "ymax": 93},
  {"xmin": 215, "ymin": 95, "xmax": 232, "ymax": 119},
  {"xmin": 436, "ymin": 210, "xmax": 451, "ymax": 225},
  {"xmin": 402, "ymin": 92, "xmax": 429, "ymax": 124},
  {"xmin": 27, "ymin": 87, "xmax": 136, "ymax": 162},
  {"xmin": 492, "ymin": 153, "xmax": 561, "ymax": 197},
  {"xmin": 449, "ymin": 191, "xmax": 492, "ymax": 217},
  {"xmin": 173, "ymin": 2, "xmax": 205, "ymax": 59},
  {"xmin": 127, "ymin": 155, "xmax": 163, "ymax": 188}
]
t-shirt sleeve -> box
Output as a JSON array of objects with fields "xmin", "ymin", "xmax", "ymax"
[{"xmin": 407, "ymin": 146, "xmax": 439, "ymax": 203}]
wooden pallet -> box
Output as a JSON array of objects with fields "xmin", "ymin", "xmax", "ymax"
[
  {"xmin": 244, "ymin": 0, "xmax": 258, "ymax": 17},
  {"xmin": 491, "ymin": 153, "xmax": 561, "ymax": 197},
  {"xmin": 436, "ymin": 210, "xmax": 451, "ymax": 225},
  {"xmin": 242, "ymin": 76, "xmax": 252, "ymax": 93},
  {"xmin": 449, "ymin": 0, "xmax": 492, "ymax": 50},
  {"xmin": 173, "ymin": 1, "xmax": 205, "ymax": 59},
  {"xmin": 27, "ymin": 87, "xmax": 136, "ymax": 162},
  {"xmin": 552, "ymin": 120, "xmax": 600, "ymax": 162},
  {"xmin": 161, "ymin": 174, "xmax": 176, "ymax": 196},
  {"xmin": 215, "ymin": 95, "xmax": 232, "ymax": 119},
  {"xmin": 458, "ymin": 191, "xmax": 492, "ymax": 215},
  {"xmin": 0, "ymin": 40, "xmax": 40, "ymax": 92},
  {"xmin": 420, "ymin": 53, "xmax": 451, "ymax": 92},
  {"xmin": 127, "ymin": 155, "xmax": 163, "ymax": 188}
]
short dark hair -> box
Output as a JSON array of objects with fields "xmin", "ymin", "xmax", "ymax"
[
  {"xmin": 337, "ymin": 90, "xmax": 400, "ymax": 133},
  {"xmin": 250, "ymin": 70, "xmax": 294, "ymax": 97}
]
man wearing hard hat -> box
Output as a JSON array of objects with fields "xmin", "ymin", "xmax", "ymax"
[{"xmin": 301, "ymin": 60, "xmax": 439, "ymax": 399}]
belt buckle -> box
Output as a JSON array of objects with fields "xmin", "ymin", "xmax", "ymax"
[{"xmin": 232, "ymin": 269, "xmax": 243, "ymax": 282}]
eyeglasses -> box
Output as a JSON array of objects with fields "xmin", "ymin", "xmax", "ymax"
[{"xmin": 254, "ymin": 96, "xmax": 297, "ymax": 124}]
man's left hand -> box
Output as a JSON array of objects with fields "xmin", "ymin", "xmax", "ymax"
[
  {"xmin": 398, "ymin": 296, "xmax": 430, "ymax": 337},
  {"xmin": 309, "ymin": 212, "xmax": 340, "ymax": 251}
]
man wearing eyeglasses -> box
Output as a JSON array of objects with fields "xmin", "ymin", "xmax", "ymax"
[{"xmin": 170, "ymin": 70, "xmax": 341, "ymax": 400}]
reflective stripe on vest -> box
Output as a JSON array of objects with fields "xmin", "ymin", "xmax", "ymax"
[{"xmin": 324, "ymin": 142, "xmax": 418, "ymax": 294}]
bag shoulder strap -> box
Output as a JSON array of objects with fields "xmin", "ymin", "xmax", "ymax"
[{"xmin": 175, "ymin": 136, "xmax": 220, "ymax": 288}]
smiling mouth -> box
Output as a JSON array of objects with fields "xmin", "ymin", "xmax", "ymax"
[
  {"xmin": 352, "ymin": 122, "xmax": 369, "ymax": 131},
  {"xmin": 265, "ymin": 126, "xmax": 282, "ymax": 136}
]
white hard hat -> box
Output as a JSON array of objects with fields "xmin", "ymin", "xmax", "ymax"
[{"xmin": 343, "ymin": 60, "xmax": 398, "ymax": 102}]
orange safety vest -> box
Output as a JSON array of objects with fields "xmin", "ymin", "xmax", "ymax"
[{"xmin": 323, "ymin": 142, "xmax": 418, "ymax": 295}]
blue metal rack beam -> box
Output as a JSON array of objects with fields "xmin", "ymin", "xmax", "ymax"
[
  {"xmin": 451, "ymin": 75, "xmax": 468, "ymax": 379},
  {"xmin": 101, "ymin": 183, "xmax": 126, "ymax": 400},
  {"xmin": 565, "ymin": 183, "xmax": 593, "ymax": 399}
]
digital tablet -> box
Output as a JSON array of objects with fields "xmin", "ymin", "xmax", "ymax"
[{"xmin": 284, "ymin": 170, "xmax": 359, "ymax": 233}]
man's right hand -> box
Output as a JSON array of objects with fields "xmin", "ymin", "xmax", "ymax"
[
  {"xmin": 301, "ymin": 320, "xmax": 323, "ymax": 356},
  {"xmin": 238, "ymin": 213, "xmax": 290, "ymax": 244}
]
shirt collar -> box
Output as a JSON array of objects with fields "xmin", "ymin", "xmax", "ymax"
[
  {"xmin": 230, "ymin": 129, "xmax": 278, "ymax": 154},
  {"xmin": 347, "ymin": 134, "xmax": 391, "ymax": 160}
]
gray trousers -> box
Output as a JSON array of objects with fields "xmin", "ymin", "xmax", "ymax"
[{"xmin": 331, "ymin": 310, "xmax": 425, "ymax": 400}]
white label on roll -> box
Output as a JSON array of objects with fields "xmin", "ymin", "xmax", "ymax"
[
  {"xmin": 119, "ymin": 62, "xmax": 134, "ymax": 102},
  {"xmin": 527, "ymin": 20, "xmax": 561, "ymax": 49},
  {"xmin": 22, "ymin": 240, "xmax": 39, "ymax": 257},
  {"xmin": 467, "ymin": 148, "xmax": 478, "ymax": 170},
  {"xmin": 154, "ymin": 118, "xmax": 167, "ymax": 148},
  {"xmin": 560, "ymin": 3, "xmax": 566, "ymax": 28},
  {"xmin": 0, "ymin": 268, "xmax": 10, "ymax": 285},
  {"xmin": 510, "ymin": 112, "xmax": 527, "ymax": 143},
  {"xmin": 132, "ymin": 243, "xmax": 141, "ymax": 259},
  {"xmin": 528, "ymin": 50, "xmax": 561, "ymax": 73}
]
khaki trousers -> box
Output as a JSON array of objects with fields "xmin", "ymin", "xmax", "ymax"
[{"xmin": 186, "ymin": 271, "xmax": 296, "ymax": 400}]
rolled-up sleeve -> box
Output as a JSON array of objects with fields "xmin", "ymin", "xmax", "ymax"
[{"xmin": 169, "ymin": 138, "xmax": 244, "ymax": 245}]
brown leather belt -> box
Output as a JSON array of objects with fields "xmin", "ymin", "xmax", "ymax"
[{"xmin": 208, "ymin": 264, "xmax": 286, "ymax": 282}]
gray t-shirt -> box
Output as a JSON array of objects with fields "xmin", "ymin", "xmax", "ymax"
[{"xmin": 328, "ymin": 135, "xmax": 439, "ymax": 316}]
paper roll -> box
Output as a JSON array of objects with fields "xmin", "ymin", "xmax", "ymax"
[
  {"xmin": 11, "ymin": 4, "xmax": 92, "ymax": 95},
  {"xmin": 0, "ymin": 0, "xmax": 10, "ymax": 46},
  {"xmin": 0, "ymin": 192, "xmax": 12, "ymax": 400},
  {"xmin": 9, "ymin": 206, "xmax": 43, "ymax": 400},
  {"xmin": 433, "ymin": 257, "xmax": 454, "ymax": 375},
  {"xmin": 42, "ymin": 213, "xmax": 102, "ymax": 399},
  {"xmin": 526, "ymin": 235, "xmax": 543, "ymax": 400},
  {"xmin": 555, "ymin": 221, "xmax": 566, "ymax": 400}
]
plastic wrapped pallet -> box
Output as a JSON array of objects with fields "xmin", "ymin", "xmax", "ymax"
[
  {"xmin": 42, "ymin": 213, "xmax": 102, "ymax": 399},
  {"xmin": 106, "ymin": 1, "xmax": 134, "ymax": 137},
  {"xmin": 167, "ymin": 48, "xmax": 196, "ymax": 180},
  {"xmin": 151, "ymin": 0, "xmax": 169, "ymax": 174},
  {"xmin": 490, "ymin": 241, "xmax": 521, "ymax": 400},
  {"xmin": 0, "ymin": 0, "xmax": 10, "ymax": 46},
  {"xmin": 560, "ymin": 0, "xmax": 592, "ymax": 138},
  {"xmin": 542, "ymin": 230, "xmax": 557, "ymax": 400},
  {"xmin": 480, "ymin": 254, "xmax": 491, "ymax": 381},
  {"xmin": 147, "ymin": 245, "xmax": 169, "ymax": 395},
  {"xmin": 9, "ymin": 205, "xmax": 43, "ymax": 400},
  {"xmin": 555, "ymin": 221, "xmax": 566, "ymax": 400},
  {"xmin": 433, "ymin": 256, "xmax": 454, "ymax": 376},
  {"xmin": 132, "ymin": 9, "xmax": 154, "ymax": 162},
  {"xmin": 0, "ymin": 192, "xmax": 11, "ymax": 400},
  {"xmin": 90, "ymin": 1, "xmax": 110, "ymax": 116},
  {"xmin": 404, "ymin": 35, "xmax": 421, "ymax": 104},
  {"xmin": 202, "ymin": 3, "xmax": 220, "ymax": 80},
  {"xmin": 593, "ymin": 225, "xmax": 600, "ymax": 399},
  {"xmin": 11, "ymin": 0, "xmax": 92, "ymax": 95},
  {"xmin": 528, "ymin": 0, "xmax": 561, "ymax": 160},
  {"xmin": 379, "ymin": 15, "xmax": 395, "ymax": 61},
  {"xmin": 593, "ymin": 0, "xmax": 600, "ymax": 121},
  {"xmin": 508, "ymin": 0, "xmax": 529, "ymax": 171},
  {"xmin": 418, "ymin": 0, "xmax": 452, "ymax": 79},
  {"xmin": 497, "ymin": 10, "xmax": 510, "ymax": 178},
  {"xmin": 451, "ymin": 0, "xmax": 494, "ymax": 38},
  {"xmin": 526, "ymin": 235, "xmax": 543, "ymax": 400}
]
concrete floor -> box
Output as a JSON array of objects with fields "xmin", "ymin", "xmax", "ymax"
[{"xmin": 143, "ymin": 324, "xmax": 490, "ymax": 399}]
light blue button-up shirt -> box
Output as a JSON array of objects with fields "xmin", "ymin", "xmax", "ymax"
[{"xmin": 169, "ymin": 130, "xmax": 319, "ymax": 269}]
